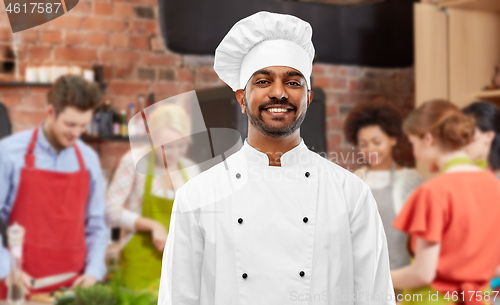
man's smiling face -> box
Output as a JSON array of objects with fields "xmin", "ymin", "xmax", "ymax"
[{"xmin": 236, "ymin": 66, "xmax": 314, "ymax": 138}]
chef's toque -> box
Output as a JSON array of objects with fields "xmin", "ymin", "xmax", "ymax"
[{"xmin": 214, "ymin": 11, "xmax": 315, "ymax": 92}]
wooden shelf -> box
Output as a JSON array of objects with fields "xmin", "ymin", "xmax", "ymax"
[
  {"xmin": 0, "ymin": 81, "xmax": 52, "ymax": 87},
  {"xmin": 475, "ymin": 89, "xmax": 500, "ymax": 100},
  {"xmin": 434, "ymin": 0, "xmax": 500, "ymax": 12},
  {"xmin": 81, "ymin": 135, "xmax": 129, "ymax": 142},
  {"xmin": 0, "ymin": 81, "xmax": 107, "ymax": 91},
  {"xmin": 81, "ymin": 135, "xmax": 149, "ymax": 142}
]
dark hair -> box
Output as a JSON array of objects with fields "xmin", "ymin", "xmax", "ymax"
[
  {"xmin": 47, "ymin": 75, "xmax": 102, "ymax": 115},
  {"xmin": 403, "ymin": 99, "xmax": 475, "ymax": 150},
  {"xmin": 463, "ymin": 101, "xmax": 500, "ymax": 170},
  {"xmin": 344, "ymin": 97, "xmax": 403, "ymax": 145}
]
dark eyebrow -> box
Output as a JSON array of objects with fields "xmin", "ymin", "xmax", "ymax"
[
  {"xmin": 285, "ymin": 71, "xmax": 304, "ymax": 78},
  {"xmin": 252, "ymin": 69, "xmax": 274, "ymax": 77}
]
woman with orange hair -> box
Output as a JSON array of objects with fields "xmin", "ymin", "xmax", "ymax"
[{"xmin": 391, "ymin": 99, "xmax": 500, "ymax": 305}]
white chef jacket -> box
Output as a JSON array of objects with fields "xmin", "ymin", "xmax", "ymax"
[{"xmin": 158, "ymin": 138, "xmax": 395, "ymax": 305}]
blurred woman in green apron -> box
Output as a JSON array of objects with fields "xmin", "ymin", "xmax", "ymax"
[
  {"xmin": 463, "ymin": 101, "xmax": 500, "ymax": 290},
  {"xmin": 391, "ymin": 100, "xmax": 500, "ymax": 305},
  {"xmin": 106, "ymin": 104, "xmax": 200, "ymax": 290}
]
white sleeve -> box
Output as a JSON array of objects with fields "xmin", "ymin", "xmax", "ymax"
[
  {"xmin": 158, "ymin": 186, "xmax": 204, "ymax": 305},
  {"xmin": 350, "ymin": 182, "xmax": 395, "ymax": 305},
  {"xmin": 119, "ymin": 209, "xmax": 140, "ymax": 231}
]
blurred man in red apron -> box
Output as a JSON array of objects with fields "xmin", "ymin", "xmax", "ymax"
[{"xmin": 0, "ymin": 75, "xmax": 108, "ymax": 296}]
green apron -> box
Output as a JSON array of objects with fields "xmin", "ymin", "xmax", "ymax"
[
  {"xmin": 120, "ymin": 159, "xmax": 189, "ymax": 290},
  {"xmin": 400, "ymin": 156, "xmax": 491, "ymax": 305}
]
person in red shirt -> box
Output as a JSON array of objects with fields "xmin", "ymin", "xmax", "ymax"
[{"xmin": 391, "ymin": 99, "xmax": 500, "ymax": 305}]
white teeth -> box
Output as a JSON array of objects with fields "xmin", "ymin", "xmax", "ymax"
[{"xmin": 266, "ymin": 108, "xmax": 289, "ymax": 113}]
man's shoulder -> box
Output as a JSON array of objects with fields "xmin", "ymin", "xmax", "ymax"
[
  {"xmin": 181, "ymin": 154, "xmax": 234, "ymax": 192},
  {"xmin": 311, "ymin": 151, "xmax": 364, "ymax": 184},
  {"xmin": 181, "ymin": 149, "xmax": 365, "ymax": 192},
  {"xmin": 0, "ymin": 129, "xmax": 34, "ymax": 156},
  {"xmin": 174, "ymin": 148, "xmax": 371, "ymax": 213},
  {"xmin": 310, "ymin": 153, "xmax": 371, "ymax": 206},
  {"xmin": 174, "ymin": 154, "xmax": 237, "ymax": 212}
]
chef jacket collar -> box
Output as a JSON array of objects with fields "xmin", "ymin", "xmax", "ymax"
[{"xmin": 242, "ymin": 137, "xmax": 311, "ymax": 167}]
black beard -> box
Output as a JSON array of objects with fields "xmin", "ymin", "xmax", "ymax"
[{"xmin": 244, "ymin": 96, "xmax": 306, "ymax": 138}]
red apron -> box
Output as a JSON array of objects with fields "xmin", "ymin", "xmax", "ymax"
[{"xmin": 1, "ymin": 127, "xmax": 89, "ymax": 296}]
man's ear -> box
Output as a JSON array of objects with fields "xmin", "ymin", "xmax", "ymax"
[
  {"xmin": 307, "ymin": 90, "xmax": 314, "ymax": 107},
  {"xmin": 47, "ymin": 104, "xmax": 56, "ymax": 119},
  {"xmin": 235, "ymin": 89, "xmax": 246, "ymax": 114}
]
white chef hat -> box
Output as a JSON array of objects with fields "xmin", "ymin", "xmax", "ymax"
[{"xmin": 214, "ymin": 11, "xmax": 315, "ymax": 92}]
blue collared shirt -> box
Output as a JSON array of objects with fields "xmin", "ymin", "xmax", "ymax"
[{"xmin": 0, "ymin": 126, "xmax": 108, "ymax": 280}]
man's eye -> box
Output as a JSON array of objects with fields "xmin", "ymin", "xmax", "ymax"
[
  {"xmin": 256, "ymin": 80, "xmax": 269, "ymax": 84},
  {"xmin": 288, "ymin": 82, "xmax": 300, "ymax": 86}
]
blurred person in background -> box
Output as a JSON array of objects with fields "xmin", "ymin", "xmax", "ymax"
[
  {"xmin": 463, "ymin": 101, "xmax": 500, "ymax": 175},
  {"xmin": 391, "ymin": 99, "xmax": 500, "ymax": 305},
  {"xmin": 0, "ymin": 75, "xmax": 108, "ymax": 296},
  {"xmin": 344, "ymin": 98, "xmax": 423, "ymax": 271},
  {"xmin": 462, "ymin": 101, "xmax": 500, "ymax": 291},
  {"xmin": 105, "ymin": 103, "xmax": 200, "ymax": 290}
]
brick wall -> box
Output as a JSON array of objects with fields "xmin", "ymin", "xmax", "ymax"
[{"xmin": 0, "ymin": 0, "xmax": 414, "ymax": 178}]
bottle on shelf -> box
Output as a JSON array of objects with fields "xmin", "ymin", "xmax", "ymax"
[
  {"xmin": 93, "ymin": 106, "xmax": 101, "ymax": 138},
  {"xmin": 127, "ymin": 103, "xmax": 136, "ymax": 121},
  {"xmin": 148, "ymin": 92, "xmax": 155, "ymax": 106},
  {"xmin": 120, "ymin": 110, "xmax": 128, "ymax": 138},
  {"xmin": 99, "ymin": 100, "xmax": 113, "ymax": 138},
  {"xmin": 112, "ymin": 108, "xmax": 121, "ymax": 137},
  {"xmin": 128, "ymin": 103, "xmax": 138, "ymax": 136},
  {"xmin": 91, "ymin": 117, "xmax": 99, "ymax": 138}
]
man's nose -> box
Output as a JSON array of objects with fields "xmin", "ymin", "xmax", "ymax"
[{"xmin": 268, "ymin": 81, "xmax": 288, "ymax": 100}]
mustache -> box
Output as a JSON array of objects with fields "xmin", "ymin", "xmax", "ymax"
[{"xmin": 258, "ymin": 98, "xmax": 297, "ymax": 111}]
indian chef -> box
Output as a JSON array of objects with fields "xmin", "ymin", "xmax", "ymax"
[
  {"xmin": 158, "ymin": 11, "xmax": 395, "ymax": 305},
  {"xmin": 0, "ymin": 75, "xmax": 108, "ymax": 295}
]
